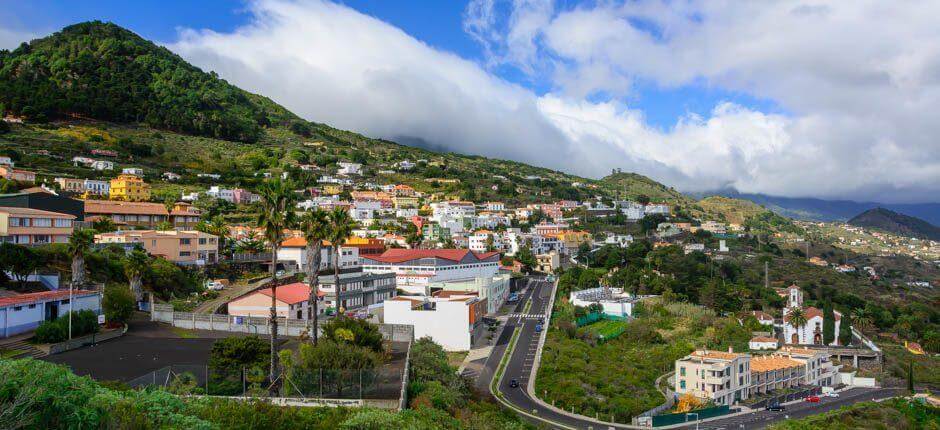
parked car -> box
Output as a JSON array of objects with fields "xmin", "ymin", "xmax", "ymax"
[
  {"xmin": 805, "ymin": 396, "xmax": 820, "ymax": 403},
  {"xmin": 765, "ymin": 403, "xmax": 785, "ymax": 412},
  {"xmin": 535, "ymin": 323, "xmax": 543, "ymax": 333},
  {"xmin": 825, "ymin": 392, "xmax": 840, "ymax": 398},
  {"xmin": 509, "ymin": 379, "xmax": 519, "ymax": 388}
]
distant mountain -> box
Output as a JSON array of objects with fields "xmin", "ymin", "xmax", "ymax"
[
  {"xmin": 848, "ymin": 208, "xmax": 940, "ymax": 241},
  {"xmin": 692, "ymin": 189, "xmax": 940, "ymax": 226}
]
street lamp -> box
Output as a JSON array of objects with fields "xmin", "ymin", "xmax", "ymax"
[{"xmin": 686, "ymin": 412, "xmax": 699, "ymax": 430}]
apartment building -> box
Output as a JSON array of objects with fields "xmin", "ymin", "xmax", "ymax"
[
  {"xmin": 428, "ymin": 273, "xmax": 510, "ymax": 315},
  {"xmin": 0, "ymin": 166, "xmax": 36, "ymax": 183},
  {"xmin": 779, "ymin": 347, "xmax": 840, "ymax": 387},
  {"xmin": 109, "ymin": 174, "xmax": 151, "ymax": 202},
  {"xmin": 83, "ymin": 179, "xmax": 110, "ymax": 196},
  {"xmin": 54, "ymin": 177, "xmax": 85, "ymax": 193},
  {"xmin": 95, "ymin": 230, "xmax": 218, "ymax": 265},
  {"xmin": 0, "ymin": 207, "xmax": 75, "ymax": 245},
  {"xmin": 318, "ymin": 271, "xmax": 396, "ymax": 313},
  {"xmin": 84, "ymin": 200, "xmax": 201, "ymax": 229},
  {"xmin": 749, "ymin": 355, "xmax": 805, "ymax": 396},
  {"xmin": 675, "ymin": 349, "xmax": 751, "ymax": 406}
]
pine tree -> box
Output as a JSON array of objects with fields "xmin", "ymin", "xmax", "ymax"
[{"xmin": 823, "ymin": 301, "xmax": 836, "ymax": 345}]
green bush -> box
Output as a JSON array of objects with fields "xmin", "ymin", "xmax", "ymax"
[
  {"xmin": 102, "ymin": 285, "xmax": 135, "ymax": 325},
  {"xmin": 34, "ymin": 310, "xmax": 99, "ymax": 343}
]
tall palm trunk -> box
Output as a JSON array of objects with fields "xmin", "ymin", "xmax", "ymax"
[
  {"xmin": 333, "ymin": 245, "xmax": 341, "ymax": 312},
  {"xmin": 305, "ymin": 241, "xmax": 322, "ymax": 344},
  {"xmin": 269, "ymin": 243, "xmax": 280, "ymax": 391},
  {"xmin": 130, "ymin": 275, "xmax": 143, "ymax": 302},
  {"xmin": 71, "ymin": 253, "xmax": 85, "ymax": 287}
]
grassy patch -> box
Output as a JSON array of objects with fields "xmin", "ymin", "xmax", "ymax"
[
  {"xmin": 169, "ymin": 327, "xmax": 200, "ymax": 339},
  {"xmin": 768, "ymin": 398, "xmax": 940, "ymax": 430},
  {"xmin": 535, "ymin": 298, "xmax": 751, "ymax": 422}
]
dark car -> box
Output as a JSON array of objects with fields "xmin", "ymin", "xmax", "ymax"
[
  {"xmin": 509, "ymin": 379, "xmax": 519, "ymax": 388},
  {"xmin": 765, "ymin": 403, "xmax": 785, "ymax": 411}
]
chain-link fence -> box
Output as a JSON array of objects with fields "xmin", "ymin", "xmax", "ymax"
[{"xmin": 127, "ymin": 364, "xmax": 405, "ymax": 400}]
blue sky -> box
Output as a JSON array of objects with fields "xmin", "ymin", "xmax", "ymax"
[{"xmin": 0, "ymin": 0, "xmax": 776, "ymax": 130}]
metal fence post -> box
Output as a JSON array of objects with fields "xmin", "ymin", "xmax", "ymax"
[{"xmin": 205, "ymin": 365, "xmax": 209, "ymax": 394}]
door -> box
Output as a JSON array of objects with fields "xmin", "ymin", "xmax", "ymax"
[
  {"xmin": 791, "ymin": 333, "xmax": 799, "ymax": 344},
  {"xmin": 44, "ymin": 301, "xmax": 59, "ymax": 321}
]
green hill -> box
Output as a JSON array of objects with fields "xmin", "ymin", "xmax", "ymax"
[
  {"xmin": 849, "ymin": 207, "xmax": 940, "ymax": 241},
  {"xmin": 0, "ymin": 21, "xmax": 295, "ymax": 142},
  {"xmin": 598, "ymin": 171, "xmax": 688, "ymax": 203}
]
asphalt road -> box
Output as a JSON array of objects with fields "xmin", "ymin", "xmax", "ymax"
[{"xmin": 679, "ymin": 387, "xmax": 904, "ymax": 430}]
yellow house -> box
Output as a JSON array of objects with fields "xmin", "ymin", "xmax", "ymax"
[
  {"xmin": 322, "ymin": 184, "xmax": 344, "ymax": 195},
  {"xmin": 557, "ymin": 230, "xmax": 593, "ymax": 250},
  {"xmin": 392, "ymin": 196, "xmax": 420, "ymax": 209},
  {"xmin": 109, "ymin": 174, "xmax": 151, "ymax": 202}
]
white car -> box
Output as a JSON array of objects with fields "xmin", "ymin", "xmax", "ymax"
[{"xmin": 826, "ymin": 392, "xmax": 840, "ymax": 398}]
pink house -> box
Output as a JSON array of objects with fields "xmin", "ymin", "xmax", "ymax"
[{"xmin": 231, "ymin": 188, "xmax": 259, "ymax": 205}]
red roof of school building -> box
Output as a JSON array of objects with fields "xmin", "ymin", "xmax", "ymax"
[
  {"xmin": 0, "ymin": 289, "xmax": 98, "ymax": 307},
  {"xmin": 364, "ymin": 248, "xmax": 500, "ymax": 264},
  {"xmin": 255, "ymin": 282, "xmax": 324, "ymax": 305}
]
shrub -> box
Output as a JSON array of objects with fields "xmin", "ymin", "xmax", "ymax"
[
  {"xmin": 102, "ymin": 285, "xmax": 135, "ymax": 325},
  {"xmin": 34, "ymin": 310, "xmax": 99, "ymax": 343}
]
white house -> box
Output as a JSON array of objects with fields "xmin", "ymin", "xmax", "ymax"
[
  {"xmin": 83, "ymin": 179, "xmax": 110, "ymax": 196},
  {"xmin": 122, "ymin": 167, "xmax": 145, "ymax": 176},
  {"xmin": 90, "ymin": 160, "xmax": 114, "ymax": 171},
  {"xmin": 337, "ymin": 162, "xmax": 362, "ymax": 176},
  {"xmin": 1, "ymin": 290, "xmax": 101, "ymax": 338},
  {"xmin": 603, "ymin": 234, "xmax": 634, "ymax": 247},
  {"xmin": 277, "ymin": 237, "xmax": 360, "ymax": 272},
  {"xmin": 749, "ymin": 336, "xmax": 780, "ymax": 351},
  {"xmin": 569, "ymin": 287, "xmax": 637, "ymax": 318},
  {"xmin": 162, "ymin": 172, "xmax": 181, "ymax": 181},
  {"xmin": 429, "ymin": 273, "xmax": 510, "ymax": 315},
  {"xmin": 383, "ymin": 295, "xmax": 486, "ymax": 351}
]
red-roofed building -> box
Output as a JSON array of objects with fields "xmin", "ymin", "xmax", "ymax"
[
  {"xmin": 1, "ymin": 289, "xmax": 101, "ymax": 338},
  {"xmin": 227, "ymin": 282, "xmax": 325, "ymax": 320},
  {"xmin": 362, "ymin": 248, "xmax": 501, "ymax": 295}
]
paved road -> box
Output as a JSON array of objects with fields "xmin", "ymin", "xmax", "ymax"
[
  {"xmin": 679, "ymin": 387, "xmax": 903, "ymax": 430},
  {"xmin": 474, "ymin": 277, "xmax": 540, "ymax": 393}
]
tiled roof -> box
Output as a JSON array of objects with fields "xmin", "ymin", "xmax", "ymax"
[
  {"xmin": 254, "ymin": 282, "xmax": 323, "ymax": 305},
  {"xmin": 433, "ymin": 290, "xmax": 478, "ymax": 298},
  {"xmin": 365, "ymin": 248, "xmax": 499, "ymax": 264},
  {"xmin": 0, "ymin": 206, "xmax": 75, "ymax": 218},
  {"xmin": 750, "ymin": 336, "xmax": 779, "ymax": 343},
  {"xmin": 750, "ymin": 355, "xmax": 803, "ymax": 372},
  {"xmin": 0, "ymin": 289, "xmax": 97, "ymax": 307},
  {"xmin": 280, "ymin": 237, "xmax": 331, "ymax": 247},
  {"xmin": 84, "ymin": 200, "xmax": 200, "ymax": 216},
  {"xmin": 689, "ymin": 350, "xmax": 744, "ymax": 360}
]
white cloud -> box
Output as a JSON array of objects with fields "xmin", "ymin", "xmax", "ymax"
[
  {"xmin": 0, "ymin": 27, "xmax": 34, "ymax": 50},
  {"xmin": 168, "ymin": 0, "xmax": 940, "ymax": 202}
]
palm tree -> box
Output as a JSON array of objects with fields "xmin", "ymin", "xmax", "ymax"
[
  {"xmin": 198, "ymin": 215, "xmax": 230, "ymax": 256},
  {"xmin": 124, "ymin": 247, "xmax": 149, "ymax": 304},
  {"xmin": 851, "ymin": 308, "xmax": 873, "ymax": 331},
  {"xmin": 300, "ymin": 208, "xmax": 330, "ymax": 344},
  {"xmin": 67, "ymin": 229, "xmax": 94, "ymax": 288},
  {"xmin": 328, "ymin": 207, "xmax": 356, "ymax": 314},
  {"xmin": 235, "ymin": 231, "xmax": 266, "ymax": 254},
  {"xmin": 786, "ymin": 307, "xmax": 808, "ymax": 344},
  {"xmin": 256, "ymin": 178, "xmax": 298, "ymax": 387},
  {"xmin": 405, "ymin": 223, "xmax": 423, "ymax": 249}
]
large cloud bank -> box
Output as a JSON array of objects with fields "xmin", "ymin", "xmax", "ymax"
[{"xmin": 79, "ymin": 1, "xmax": 940, "ymax": 202}]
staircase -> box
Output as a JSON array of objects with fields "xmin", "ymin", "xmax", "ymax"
[{"xmin": 0, "ymin": 337, "xmax": 47, "ymax": 359}]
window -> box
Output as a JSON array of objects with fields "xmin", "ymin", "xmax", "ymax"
[
  {"xmin": 32, "ymin": 218, "xmax": 52, "ymax": 227},
  {"xmin": 198, "ymin": 238, "xmax": 206, "ymax": 245},
  {"xmin": 180, "ymin": 238, "xmax": 191, "ymax": 245},
  {"xmin": 28, "ymin": 304, "xmax": 36, "ymax": 309},
  {"xmin": 180, "ymin": 251, "xmax": 191, "ymax": 257},
  {"xmin": 8, "ymin": 217, "xmax": 22, "ymax": 227},
  {"xmin": 54, "ymin": 218, "xmax": 71, "ymax": 228},
  {"xmin": 679, "ymin": 367, "xmax": 686, "ymax": 377},
  {"xmin": 13, "ymin": 306, "xmax": 22, "ymax": 311}
]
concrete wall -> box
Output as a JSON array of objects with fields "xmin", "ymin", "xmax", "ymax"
[{"xmin": 384, "ymin": 300, "xmax": 470, "ymax": 351}]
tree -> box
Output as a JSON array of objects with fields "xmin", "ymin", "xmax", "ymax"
[
  {"xmin": 839, "ymin": 317, "xmax": 853, "ymax": 346},
  {"xmin": 787, "ymin": 308, "xmax": 807, "ymax": 344},
  {"xmin": 636, "ymin": 194, "xmax": 651, "ymax": 205},
  {"xmin": 256, "ymin": 178, "xmax": 298, "ymax": 387},
  {"xmin": 234, "ymin": 231, "xmax": 265, "ymax": 254},
  {"xmin": 300, "ymin": 209, "xmax": 330, "ymax": 344},
  {"xmin": 823, "ymin": 302, "xmax": 836, "ymax": 345},
  {"xmin": 91, "ymin": 217, "xmax": 117, "ymax": 233},
  {"xmin": 516, "ymin": 245, "xmax": 536, "ymax": 273},
  {"xmin": 123, "ymin": 247, "xmax": 149, "ymax": 303},
  {"xmin": 320, "ymin": 316, "xmax": 384, "ymax": 353},
  {"xmin": 405, "ymin": 223, "xmax": 423, "ymax": 249},
  {"xmin": 155, "ymin": 220, "xmax": 173, "ymax": 231},
  {"xmin": 851, "ymin": 308, "xmax": 873, "ymax": 332},
  {"xmin": 198, "ymin": 215, "xmax": 230, "ymax": 255},
  {"xmin": 5, "ymin": 245, "xmax": 39, "ymax": 289},
  {"xmin": 102, "ymin": 285, "xmax": 135, "ymax": 325},
  {"xmin": 67, "ymin": 229, "xmax": 94, "ymax": 288},
  {"xmin": 327, "ymin": 207, "xmax": 356, "ymax": 313}
]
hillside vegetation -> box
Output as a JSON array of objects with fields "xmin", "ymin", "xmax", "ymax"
[{"xmin": 849, "ymin": 207, "xmax": 940, "ymax": 241}]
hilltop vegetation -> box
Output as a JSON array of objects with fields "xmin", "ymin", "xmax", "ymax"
[
  {"xmin": 849, "ymin": 207, "xmax": 940, "ymax": 241},
  {"xmin": 769, "ymin": 398, "xmax": 940, "ymax": 430},
  {"xmin": 598, "ymin": 171, "xmax": 688, "ymax": 204}
]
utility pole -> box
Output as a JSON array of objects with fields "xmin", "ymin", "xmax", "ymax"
[
  {"xmin": 68, "ymin": 280, "xmax": 73, "ymax": 340},
  {"xmin": 764, "ymin": 261, "xmax": 769, "ymax": 290}
]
